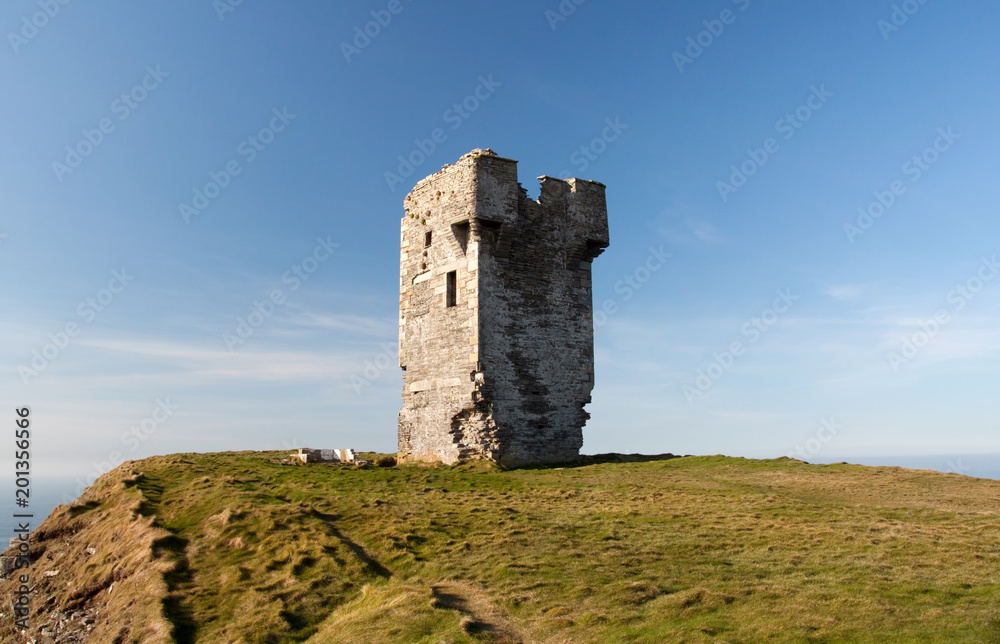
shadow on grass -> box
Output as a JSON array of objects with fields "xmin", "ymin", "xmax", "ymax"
[
  {"xmin": 67, "ymin": 500, "xmax": 100, "ymax": 517},
  {"xmin": 153, "ymin": 534, "xmax": 198, "ymax": 644},
  {"xmin": 135, "ymin": 476, "xmax": 165, "ymax": 518},
  {"xmin": 511, "ymin": 453, "xmax": 684, "ymax": 471},
  {"xmin": 431, "ymin": 585, "xmax": 522, "ymax": 643},
  {"xmin": 309, "ymin": 509, "xmax": 392, "ymax": 579}
]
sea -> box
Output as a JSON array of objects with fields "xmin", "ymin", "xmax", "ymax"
[
  {"xmin": 2, "ymin": 454, "xmax": 999, "ymax": 546},
  {"xmin": 1, "ymin": 478, "xmax": 82, "ymax": 551},
  {"xmin": 806, "ymin": 453, "xmax": 1000, "ymax": 480}
]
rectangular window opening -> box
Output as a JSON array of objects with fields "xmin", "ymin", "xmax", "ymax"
[
  {"xmin": 425, "ymin": 231, "xmax": 432, "ymax": 247},
  {"xmin": 446, "ymin": 271, "xmax": 457, "ymax": 307},
  {"xmin": 451, "ymin": 221, "xmax": 470, "ymax": 254}
]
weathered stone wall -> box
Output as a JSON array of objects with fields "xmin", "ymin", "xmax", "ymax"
[
  {"xmin": 398, "ymin": 149, "xmax": 608, "ymax": 466},
  {"xmin": 398, "ymin": 154, "xmax": 484, "ymax": 463}
]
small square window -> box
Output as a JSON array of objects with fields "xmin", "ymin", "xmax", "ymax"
[
  {"xmin": 425, "ymin": 232, "xmax": 432, "ymax": 247},
  {"xmin": 446, "ymin": 271, "xmax": 457, "ymax": 307}
]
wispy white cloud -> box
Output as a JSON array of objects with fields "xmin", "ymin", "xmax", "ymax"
[
  {"xmin": 74, "ymin": 336, "xmax": 369, "ymax": 382},
  {"xmin": 658, "ymin": 216, "xmax": 721, "ymax": 245},
  {"xmin": 286, "ymin": 311, "xmax": 396, "ymax": 336},
  {"xmin": 824, "ymin": 283, "xmax": 875, "ymax": 302}
]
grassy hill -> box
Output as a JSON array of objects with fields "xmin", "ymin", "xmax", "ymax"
[{"xmin": 2, "ymin": 451, "xmax": 999, "ymax": 643}]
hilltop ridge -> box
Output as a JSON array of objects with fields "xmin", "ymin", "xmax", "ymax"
[{"xmin": 2, "ymin": 451, "xmax": 999, "ymax": 643}]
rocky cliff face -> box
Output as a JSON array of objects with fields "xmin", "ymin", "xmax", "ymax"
[{"xmin": 0, "ymin": 465, "xmax": 179, "ymax": 643}]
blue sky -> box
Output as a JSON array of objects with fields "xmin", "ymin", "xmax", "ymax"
[{"xmin": 2, "ymin": 0, "xmax": 999, "ymax": 494}]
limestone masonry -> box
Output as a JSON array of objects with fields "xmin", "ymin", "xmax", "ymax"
[{"xmin": 398, "ymin": 149, "xmax": 609, "ymax": 466}]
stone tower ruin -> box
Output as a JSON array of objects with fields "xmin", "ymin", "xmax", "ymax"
[{"xmin": 397, "ymin": 149, "xmax": 609, "ymax": 467}]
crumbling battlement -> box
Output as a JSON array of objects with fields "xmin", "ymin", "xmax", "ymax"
[{"xmin": 398, "ymin": 149, "xmax": 609, "ymax": 467}]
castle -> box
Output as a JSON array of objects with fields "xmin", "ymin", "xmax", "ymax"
[{"xmin": 397, "ymin": 149, "xmax": 609, "ymax": 467}]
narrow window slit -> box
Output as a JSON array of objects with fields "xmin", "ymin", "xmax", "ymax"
[{"xmin": 446, "ymin": 271, "xmax": 457, "ymax": 307}]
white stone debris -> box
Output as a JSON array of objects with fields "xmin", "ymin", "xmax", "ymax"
[{"xmin": 290, "ymin": 448, "xmax": 357, "ymax": 464}]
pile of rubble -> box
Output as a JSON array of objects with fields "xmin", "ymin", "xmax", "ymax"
[
  {"xmin": 288, "ymin": 448, "xmax": 363, "ymax": 464},
  {"xmin": 27, "ymin": 606, "xmax": 99, "ymax": 643}
]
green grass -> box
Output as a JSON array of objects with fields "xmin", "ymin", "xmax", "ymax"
[{"xmin": 4, "ymin": 452, "xmax": 1000, "ymax": 643}]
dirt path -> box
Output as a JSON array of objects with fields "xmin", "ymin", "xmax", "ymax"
[{"xmin": 431, "ymin": 581, "xmax": 524, "ymax": 643}]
